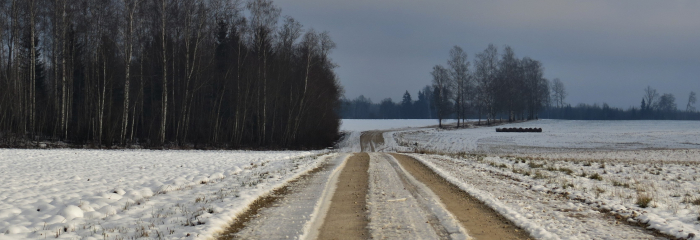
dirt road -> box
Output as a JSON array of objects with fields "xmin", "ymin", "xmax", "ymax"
[
  {"xmin": 216, "ymin": 127, "xmax": 670, "ymax": 239},
  {"xmin": 216, "ymin": 131, "xmax": 534, "ymax": 239},
  {"xmin": 360, "ymin": 131, "xmax": 384, "ymax": 152},
  {"xmin": 390, "ymin": 153, "xmax": 530, "ymax": 239},
  {"xmin": 317, "ymin": 153, "xmax": 370, "ymax": 239}
]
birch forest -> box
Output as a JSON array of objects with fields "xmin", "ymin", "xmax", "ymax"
[{"xmin": 0, "ymin": 0, "xmax": 342, "ymax": 149}]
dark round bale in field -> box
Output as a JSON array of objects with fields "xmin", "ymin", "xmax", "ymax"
[{"xmin": 495, "ymin": 127, "xmax": 543, "ymax": 132}]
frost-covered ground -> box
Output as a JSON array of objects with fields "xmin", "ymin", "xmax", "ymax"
[
  {"xmin": 340, "ymin": 119, "xmax": 453, "ymax": 132},
  {"xmin": 386, "ymin": 120, "xmax": 700, "ymax": 239},
  {"xmin": 0, "ymin": 149, "xmax": 327, "ymax": 239},
  {"xmin": 391, "ymin": 120, "xmax": 700, "ymax": 154}
]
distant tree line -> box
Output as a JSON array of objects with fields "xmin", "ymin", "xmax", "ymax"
[
  {"xmin": 0, "ymin": 0, "xmax": 341, "ymax": 149},
  {"xmin": 341, "ymin": 45, "xmax": 552, "ymax": 126},
  {"xmin": 339, "ymin": 42, "xmax": 699, "ymax": 122},
  {"xmin": 545, "ymin": 87, "xmax": 699, "ymax": 120},
  {"xmin": 338, "ymin": 86, "xmax": 436, "ymax": 119}
]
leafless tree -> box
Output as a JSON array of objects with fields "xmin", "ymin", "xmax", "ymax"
[
  {"xmin": 473, "ymin": 44, "xmax": 498, "ymax": 124},
  {"xmin": 447, "ymin": 46, "xmax": 469, "ymax": 127},
  {"xmin": 643, "ymin": 86, "xmax": 659, "ymax": 111},
  {"xmin": 686, "ymin": 91, "xmax": 696, "ymax": 112},
  {"xmin": 551, "ymin": 78, "xmax": 567, "ymax": 109},
  {"xmin": 119, "ymin": 0, "xmax": 142, "ymax": 144},
  {"xmin": 431, "ymin": 65, "xmax": 450, "ymax": 128},
  {"xmin": 497, "ymin": 46, "xmax": 520, "ymax": 121},
  {"xmin": 0, "ymin": 0, "xmax": 342, "ymax": 149},
  {"xmin": 658, "ymin": 93, "xmax": 676, "ymax": 112}
]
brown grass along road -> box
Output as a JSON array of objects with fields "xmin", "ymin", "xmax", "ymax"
[
  {"xmin": 390, "ymin": 153, "xmax": 532, "ymax": 240},
  {"xmin": 317, "ymin": 152, "xmax": 370, "ymax": 240}
]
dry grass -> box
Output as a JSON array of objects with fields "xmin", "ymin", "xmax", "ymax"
[
  {"xmin": 636, "ymin": 193, "xmax": 653, "ymax": 208},
  {"xmin": 589, "ymin": 172, "xmax": 603, "ymax": 181}
]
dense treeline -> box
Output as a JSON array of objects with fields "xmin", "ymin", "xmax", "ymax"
[
  {"xmin": 431, "ymin": 45, "xmax": 550, "ymax": 127},
  {"xmin": 543, "ymin": 105, "xmax": 700, "ymax": 120},
  {"xmin": 338, "ymin": 86, "xmax": 436, "ymax": 119},
  {"xmin": 0, "ymin": 0, "xmax": 342, "ymax": 149},
  {"xmin": 339, "ymin": 78, "xmax": 700, "ymax": 122},
  {"xmin": 544, "ymin": 87, "xmax": 699, "ymax": 120}
]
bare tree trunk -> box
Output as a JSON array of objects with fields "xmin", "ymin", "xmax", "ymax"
[
  {"xmin": 292, "ymin": 47, "xmax": 312, "ymax": 142},
  {"xmin": 60, "ymin": 0, "xmax": 68, "ymax": 139},
  {"xmin": 52, "ymin": 1, "xmax": 60, "ymax": 139},
  {"xmin": 262, "ymin": 44, "xmax": 268, "ymax": 145},
  {"xmin": 129, "ymin": 56, "xmax": 143, "ymax": 143},
  {"xmin": 98, "ymin": 52, "xmax": 106, "ymax": 146},
  {"xmin": 232, "ymin": 41, "xmax": 243, "ymax": 146},
  {"xmin": 27, "ymin": 0, "xmax": 37, "ymax": 139},
  {"xmin": 160, "ymin": 0, "xmax": 167, "ymax": 145},
  {"xmin": 177, "ymin": 5, "xmax": 205, "ymax": 144},
  {"xmin": 121, "ymin": 0, "xmax": 140, "ymax": 144}
]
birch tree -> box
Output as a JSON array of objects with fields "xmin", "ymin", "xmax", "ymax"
[
  {"xmin": 686, "ymin": 91, "xmax": 696, "ymax": 112},
  {"xmin": 551, "ymin": 78, "xmax": 567, "ymax": 109},
  {"xmin": 431, "ymin": 65, "xmax": 451, "ymax": 128},
  {"xmin": 643, "ymin": 86, "xmax": 659, "ymax": 111},
  {"xmin": 474, "ymin": 44, "xmax": 498, "ymax": 124},
  {"xmin": 447, "ymin": 46, "xmax": 469, "ymax": 127}
]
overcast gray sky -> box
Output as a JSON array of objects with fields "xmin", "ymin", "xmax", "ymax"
[{"xmin": 274, "ymin": 0, "xmax": 700, "ymax": 108}]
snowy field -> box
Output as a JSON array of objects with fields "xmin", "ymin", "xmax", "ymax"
[
  {"xmin": 0, "ymin": 149, "xmax": 327, "ymax": 239},
  {"xmin": 390, "ymin": 120, "xmax": 700, "ymax": 154},
  {"xmin": 411, "ymin": 153, "xmax": 700, "ymax": 239},
  {"xmin": 378, "ymin": 120, "xmax": 700, "ymax": 239},
  {"xmin": 340, "ymin": 119, "xmax": 453, "ymax": 132}
]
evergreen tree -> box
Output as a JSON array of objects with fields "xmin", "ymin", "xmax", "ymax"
[{"xmin": 401, "ymin": 90, "xmax": 413, "ymax": 118}]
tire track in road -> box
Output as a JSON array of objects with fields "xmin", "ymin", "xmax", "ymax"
[
  {"xmin": 390, "ymin": 153, "xmax": 532, "ymax": 240},
  {"xmin": 360, "ymin": 131, "xmax": 384, "ymax": 152},
  {"xmin": 367, "ymin": 153, "xmax": 470, "ymax": 240},
  {"xmin": 217, "ymin": 154, "xmax": 348, "ymax": 240},
  {"xmin": 360, "ymin": 130, "xmax": 531, "ymax": 239},
  {"xmin": 316, "ymin": 153, "xmax": 370, "ymax": 240}
]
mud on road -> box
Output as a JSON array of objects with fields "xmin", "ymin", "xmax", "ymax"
[
  {"xmin": 360, "ymin": 131, "xmax": 384, "ymax": 152},
  {"xmin": 391, "ymin": 153, "xmax": 531, "ymax": 240},
  {"xmin": 317, "ymin": 153, "xmax": 370, "ymax": 240}
]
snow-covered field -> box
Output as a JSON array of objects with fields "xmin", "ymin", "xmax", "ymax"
[
  {"xmin": 340, "ymin": 119, "xmax": 452, "ymax": 132},
  {"xmin": 391, "ymin": 120, "xmax": 700, "ymax": 154},
  {"xmin": 0, "ymin": 149, "xmax": 327, "ymax": 239},
  {"xmin": 384, "ymin": 120, "xmax": 700, "ymax": 239}
]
